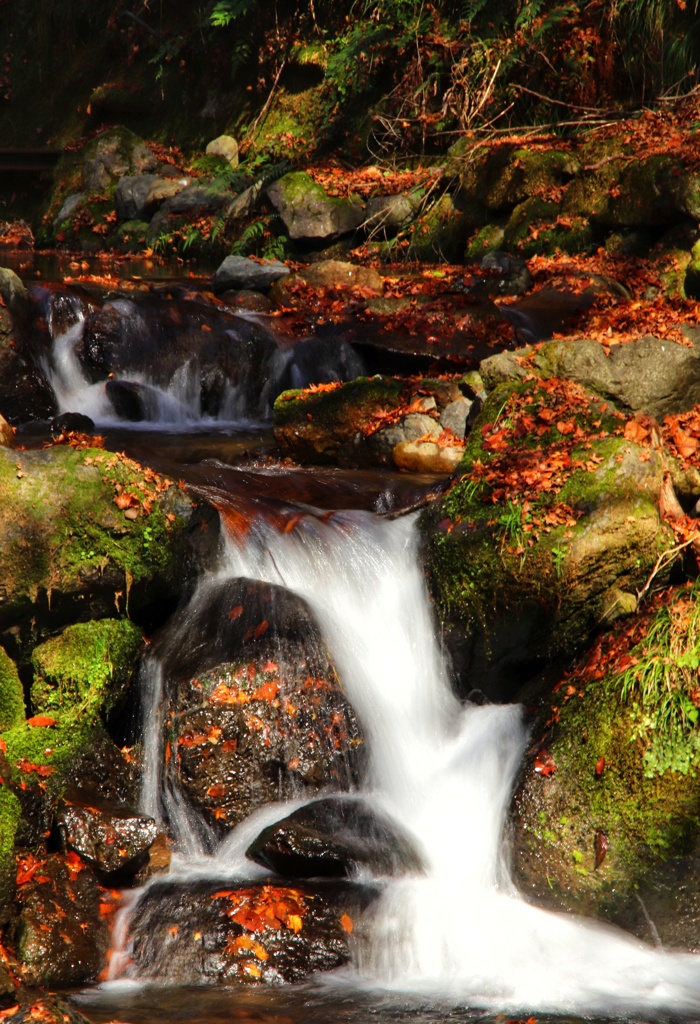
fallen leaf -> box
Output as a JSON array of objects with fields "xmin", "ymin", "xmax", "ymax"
[{"xmin": 27, "ymin": 715, "xmax": 57, "ymax": 728}]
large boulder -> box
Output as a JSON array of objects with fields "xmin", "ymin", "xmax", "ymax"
[
  {"xmin": 127, "ymin": 877, "xmax": 376, "ymax": 984},
  {"xmin": 0, "ymin": 443, "xmax": 195, "ymax": 632},
  {"xmin": 0, "ymin": 269, "xmax": 56, "ymax": 424},
  {"xmin": 212, "ymin": 255, "xmax": 290, "ymax": 294},
  {"xmin": 512, "ymin": 583, "xmax": 700, "ymax": 949},
  {"xmin": 267, "ymin": 172, "xmax": 364, "ymax": 242},
  {"xmin": 155, "ymin": 578, "xmax": 365, "ymax": 835},
  {"xmin": 419, "ymin": 377, "xmax": 674, "ymax": 701}
]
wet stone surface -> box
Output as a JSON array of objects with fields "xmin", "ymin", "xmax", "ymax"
[{"xmin": 57, "ymin": 792, "xmax": 159, "ymax": 881}]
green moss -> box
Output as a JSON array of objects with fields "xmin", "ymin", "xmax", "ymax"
[
  {"xmin": 31, "ymin": 618, "xmax": 142, "ymax": 716},
  {"xmin": 0, "ymin": 649, "xmax": 26, "ymax": 731},
  {"xmin": 465, "ymin": 223, "xmax": 505, "ymax": 260},
  {"xmin": 408, "ymin": 195, "xmax": 473, "ymax": 263},
  {"xmin": 0, "ymin": 787, "xmax": 20, "ymax": 918}
]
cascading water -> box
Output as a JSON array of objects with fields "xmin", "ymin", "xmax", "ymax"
[{"xmin": 125, "ymin": 506, "xmax": 700, "ymax": 1015}]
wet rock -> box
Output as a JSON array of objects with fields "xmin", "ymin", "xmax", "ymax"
[
  {"xmin": 49, "ymin": 412, "xmax": 95, "ymax": 437},
  {"xmin": 497, "ymin": 287, "xmax": 596, "ymax": 344},
  {"xmin": 222, "ymin": 290, "xmax": 277, "ymax": 314},
  {"xmin": 157, "ymin": 578, "xmax": 365, "ymax": 834},
  {"xmin": 14, "ymin": 853, "xmax": 110, "ymax": 986},
  {"xmin": 212, "ymin": 256, "xmax": 290, "ymax": 294},
  {"xmin": 274, "ymin": 336, "xmax": 365, "ymax": 396},
  {"xmin": 127, "ymin": 877, "xmax": 376, "ymax": 984},
  {"xmin": 0, "ymin": 269, "xmax": 56, "ymax": 425},
  {"xmin": 57, "ymin": 791, "xmax": 158, "ymax": 881},
  {"xmin": 246, "ymin": 797, "xmax": 424, "ymax": 878},
  {"xmin": 479, "ymin": 251, "xmax": 532, "ymax": 296},
  {"xmin": 267, "ymin": 173, "xmax": 364, "ymax": 242},
  {"xmin": 82, "ymin": 128, "xmax": 157, "ymax": 193},
  {"xmin": 13, "ymin": 994, "xmax": 94, "ymax": 1024},
  {"xmin": 114, "ymin": 174, "xmax": 159, "ymax": 221},
  {"xmin": 104, "ymin": 379, "xmax": 155, "ymax": 421},
  {"xmin": 206, "ymin": 134, "xmax": 239, "ymax": 168},
  {"xmin": 53, "ymin": 193, "xmax": 86, "ymax": 233}
]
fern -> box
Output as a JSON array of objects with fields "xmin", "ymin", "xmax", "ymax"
[
  {"xmin": 210, "ymin": 0, "xmax": 255, "ymax": 28},
  {"xmin": 514, "ymin": 0, "xmax": 547, "ymax": 32},
  {"xmin": 230, "ymin": 218, "xmax": 266, "ymax": 256}
]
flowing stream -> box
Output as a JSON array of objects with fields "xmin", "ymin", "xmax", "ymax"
[{"xmin": 119, "ymin": 509, "xmax": 700, "ymax": 1017}]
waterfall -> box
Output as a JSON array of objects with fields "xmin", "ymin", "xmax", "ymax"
[{"xmin": 120, "ymin": 504, "xmax": 700, "ymax": 1013}]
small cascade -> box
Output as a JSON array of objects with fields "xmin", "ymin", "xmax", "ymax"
[
  {"xmin": 119, "ymin": 506, "xmax": 700, "ymax": 1014},
  {"xmin": 35, "ymin": 286, "xmax": 366, "ymax": 429}
]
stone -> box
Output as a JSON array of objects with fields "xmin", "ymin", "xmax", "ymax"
[
  {"xmin": 362, "ymin": 194, "xmax": 416, "ymax": 237},
  {"xmin": 440, "ymin": 397, "xmax": 472, "ymax": 438},
  {"xmin": 82, "ymin": 129, "xmax": 157, "ymax": 193},
  {"xmin": 224, "ymin": 181, "xmax": 265, "ymax": 225},
  {"xmin": 0, "ymin": 270, "xmax": 56, "ymax": 423},
  {"xmin": 393, "ymin": 439, "xmax": 464, "ymax": 473},
  {"xmin": 401, "ymin": 412, "xmax": 440, "ymax": 440},
  {"xmin": 206, "ymin": 134, "xmax": 239, "ymax": 168},
  {"xmin": 298, "ymin": 260, "xmax": 383, "ymax": 293},
  {"xmin": 53, "ymin": 193, "xmax": 86, "ymax": 233},
  {"xmin": 127, "ymin": 877, "xmax": 377, "ymax": 984},
  {"xmin": 267, "ymin": 172, "xmax": 365, "ymax": 242},
  {"xmin": 212, "ymin": 255, "xmax": 290, "ymax": 294},
  {"xmin": 114, "ymin": 174, "xmax": 190, "ymax": 221},
  {"xmin": 479, "ymin": 251, "xmax": 532, "ymax": 296},
  {"xmin": 14, "ymin": 853, "xmax": 110, "ymax": 985},
  {"xmin": 165, "ymin": 184, "xmax": 230, "ymax": 215},
  {"xmin": 154, "ymin": 578, "xmax": 365, "ymax": 834},
  {"xmin": 57, "ymin": 792, "xmax": 158, "ymax": 880},
  {"xmin": 246, "ymin": 797, "xmax": 424, "ymax": 878}
]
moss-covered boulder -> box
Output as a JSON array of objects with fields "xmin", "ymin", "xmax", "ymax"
[
  {"xmin": 273, "ymin": 376, "xmax": 465, "ymax": 467},
  {"xmin": 503, "ymin": 198, "xmax": 595, "ymax": 257},
  {"xmin": 407, "ymin": 194, "xmax": 474, "ymax": 263},
  {"xmin": 267, "ymin": 172, "xmax": 364, "ymax": 242},
  {"xmin": 419, "ymin": 377, "xmax": 674, "ymax": 701},
  {"xmin": 31, "ymin": 619, "xmax": 142, "ymax": 717},
  {"xmin": 0, "ymin": 443, "xmax": 194, "ymax": 632},
  {"xmin": 453, "ymin": 144, "xmax": 579, "ymax": 216},
  {"xmin": 512, "ymin": 584, "xmax": 700, "ymax": 948},
  {"xmin": 0, "ymin": 787, "xmax": 20, "ymax": 923},
  {"xmin": 0, "ymin": 649, "xmax": 26, "ymax": 732}
]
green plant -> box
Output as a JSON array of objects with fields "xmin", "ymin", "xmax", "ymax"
[
  {"xmin": 497, "ymin": 499, "xmax": 525, "ymax": 555},
  {"xmin": 551, "ymin": 543, "xmax": 568, "ymax": 578},
  {"xmin": 619, "ymin": 586, "xmax": 700, "ymax": 777}
]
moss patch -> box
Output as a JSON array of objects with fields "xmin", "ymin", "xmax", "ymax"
[
  {"xmin": 0, "ymin": 787, "xmax": 20, "ymax": 918},
  {"xmin": 31, "ymin": 618, "xmax": 142, "ymax": 717},
  {"xmin": 0, "ymin": 649, "xmax": 26, "ymax": 731}
]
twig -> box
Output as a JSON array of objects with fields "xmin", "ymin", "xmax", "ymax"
[
  {"xmin": 243, "ymin": 58, "xmax": 287, "ymax": 149},
  {"xmin": 636, "ymin": 534, "xmax": 700, "ymax": 606},
  {"xmin": 510, "ymin": 83, "xmax": 631, "ymax": 118}
]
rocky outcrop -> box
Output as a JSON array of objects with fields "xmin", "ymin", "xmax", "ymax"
[{"xmin": 267, "ymin": 172, "xmax": 364, "ymax": 242}]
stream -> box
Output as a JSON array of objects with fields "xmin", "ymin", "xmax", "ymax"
[{"xmin": 21, "ymin": 274, "xmax": 700, "ymax": 1024}]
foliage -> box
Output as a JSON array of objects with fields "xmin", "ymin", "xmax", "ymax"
[{"xmin": 619, "ymin": 586, "xmax": 700, "ymax": 777}]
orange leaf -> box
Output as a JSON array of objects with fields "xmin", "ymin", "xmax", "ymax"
[
  {"xmin": 595, "ymin": 755, "xmax": 606, "ymax": 775},
  {"xmin": 287, "ymin": 914, "xmax": 303, "ymax": 934},
  {"xmin": 228, "ymin": 605, "xmax": 244, "ymax": 620},
  {"xmin": 27, "ymin": 715, "xmax": 57, "ymax": 728},
  {"xmin": 340, "ymin": 913, "xmax": 353, "ymax": 934},
  {"xmin": 206, "ymin": 783, "xmax": 226, "ymax": 799}
]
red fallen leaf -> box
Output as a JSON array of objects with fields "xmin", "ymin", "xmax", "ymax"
[
  {"xmin": 533, "ymin": 747, "xmax": 556, "ymax": 777},
  {"xmin": 340, "ymin": 913, "xmax": 353, "ymax": 934},
  {"xmin": 254, "ymin": 619, "xmax": 269, "ymax": 639},
  {"xmin": 211, "ymin": 890, "xmax": 235, "ymax": 899},
  {"xmin": 595, "ymin": 829, "xmax": 609, "ymax": 868},
  {"xmin": 15, "ymin": 759, "xmax": 54, "ymax": 777},
  {"xmin": 206, "ymin": 783, "xmax": 226, "ymax": 799},
  {"xmin": 64, "ymin": 851, "xmax": 85, "ymax": 881},
  {"xmin": 228, "ymin": 605, "xmax": 244, "ymax": 620},
  {"xmin": 595, "ymin": 755, "xmax": 606, "ymax": 775},
  {"xmin": 0, "ymin": 738, "xmax": 6, "ymax": 754},
  {"xmin": 27, "ymin": 715, "xmax": 57, "ymax": 728},
  {"xmin": 114, "ymin": 491, "xmax": 139, "ymax": 510},
  {"xmin": 16, "ymin": 853, "xmax": 47, "ymax": 886}
]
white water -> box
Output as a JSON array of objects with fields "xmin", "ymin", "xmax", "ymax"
[{"xmin": 132, "ymin": 508, "xmax": 700, "ymax": 1014}]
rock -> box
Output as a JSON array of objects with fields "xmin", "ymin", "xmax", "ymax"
[
  {"xmin": 212, "ymin": 255, "xmax": 290, "ymax": 294},
  {"xmin": 246, "ymin": 797, "xmax": 424, "ymax": 878},
  {"xmin": 420, "ymin": 378, "xmax": 674, "ymax": 702},
  {"xmin": 0, "ymin": 786, "xmax": 20, "ymax": 922},
  {"xmin": 155, "ymin": 577, "xmax": 365, "ymax": 834},
  {"xmin": 53, "ymin": 193, "xmax": 86, "ymax": 233},
  {"xmin": 224, "ymin": 181, "xmax": 265, "ymax": 225},
  {"xmin": 0, "ymin": 270, "xmax": 56, "ymax": 424},
  {"xmin": 267, "ymin": 172, "xmax": 364, "ymax": 242},
  {"xmin": 0, "ymin": 649, "xmax": 24, "ymax": 732},
  {"xmin": 402, "ymin": 412, "xmax": 440, "ymax": 440},
  {"xmin": 274, "ymin": 376, "xmax": 465, "ymax": 468},
  {"xmin": 82, "ymin": 128, "xmax": 157, "ymax": 193},
  {"xmin": 31, "ymin": 618, "xmax": 143, "ymax": 718},
  {"xmin": 479, "ymin": 251, "xmax": 532, "ymax": 296},
  {"xmin": 12, "ymin": 994, "xmax": 95, "ymax": 1024},
  {"xmin": 511, "ymin": 584, "xmax": 700, "ymax": 949},
  {"xmin": 408, "ymin": 194, "xmax": 473, "ymax": 263},
  {"xmin": 531, "ymin": 334, "xmax": 700, "ymax": 420},
  {"xmin": 57, "ymin": 791, "xmax": 158, "ymax": 881},
  {"xmin": 114, "ymin": 174, "xmax": 159, "ymax": 221},
  {"xmin": 222, "ymin": 290, "xmax": 277, "ymax": 314},
  {"xmin": 49, "ymin": 412, "xmax": 95, "ymax": 437},
  {"xmin": 0, "ymin": 443, "xmax": 194, "ymax": 632},
  {"xmin": 362, "ymin": 194, "xmax": 416, "ymax": 237},
  {"xmin": 127, "ymin": 877, "xmax": 376, "ymax": 984},
  {"xmin": 165, "ymin": 184, "xmax": 230, "ymax": 215},
  {"xmin": 14, "ymin": 853, "xmax": 110, "ymax": 985},
  {"xmin": 298, "ymin": 260, "xmax": 383, "ymax": 294},
  {"xmin": 457, "ymin": 145, "xmax": 581, "ymax": 215},
  {"xmin": 497, "ymin": 287, "xmax": 596, "ymax": 344},
  {"xmin": 274, "ymin": 336, "xmax": 365, "ymax": 397},
  {"xmin": 206, "ymin": 134, "xmax": 239, "ymax": 168},
  {"xmin": 393, "ymin": 439, "xmax": 463, "ymax": 473},
  {"xmin": 440, "ymin": 397, "xmax": 472, "ymax": 438}
]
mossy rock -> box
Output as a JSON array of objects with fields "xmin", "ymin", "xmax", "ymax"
[
  {"xmin": 0, "ymin": 648, "xmax": 26, "ymax": 731},
  {"xmin": 0, "ymin": 786, "xmax": 20, "ymax": 922},
  {"xmin": 0, "ymin": 443, "xmax": 194, "ymax": 632},
  {"xmin": 407, "ymin": 194, "xmax": 474, "ymax": 263},
  {"xmin": 31, "ymin": 618, "xmax": 142, "ymax": 717},
  {"xmin": 267, "ymin": 171, "xmax": 364, "ymax": 242},
  {"xmin": 454, "ymin": 144, "xmax": 579, "ymax": 215},
  {"xmin": 512, "ymin": 584, "xmax": 700, "ymax": 948},
  {"xmin": 419, "ymin": 378, "xmax": 673, "ymax": 702},
  {"xmin": 465, "ymin": 223, "xmax": 505, "ymax": 260},
  {"xmin": 0, "ymin": 268, "xmax": 56, "ymax": 423},
  {"xmin": 504, "ymin": 198, "xmax": 595, "ymax": 257}
]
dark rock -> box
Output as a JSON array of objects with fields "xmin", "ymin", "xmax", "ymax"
[
  {"xmin": 274, "ymin": 336, "xmax": 365, "ymax": 396},
  {"xmin": 212, "ymin": 256, "xmax": 290, "ymax": 294},
  {"xmin": 246, "ymin": 797, "xmax": 424, "ymax": 879},
  {"xmin": 479, "ymin": 251, "xmax": 532, "ymax": 296},
  {"xmin": 49, "ymin": 412, "xmax": 95, "ymax": 437},
  {"xmin": 127, "ymin": 877, "xmax": 376, "ymax": 984},
  {"xmin": 57, "ymin": 791, "xmax": 158, "ymax": 881},
  {"xmin": 155, "ymin": 577, "xmax": 365, "ymax": 834},
  {"xmin": 165, "ymin": 185, "xmax": 230, "ymax": 215},
  {"xmin": 114, "ymin": 174, "xmax": 159, "ymax": 221},
  {"xmin": 14, "ymin": 853, "xmax": 110, "ymax": 986},
  {"xmin": 362, "ymin": 194, "xmax": 416, "ymax": 237},
  {"xmin": 497, "ymin": 287, "xmax": 596, "ymax": 344},
  {"xmin": 105, "ymin": 379, "xmax": 151, "ymax": 421},
  {"xmin": 0, "ymin": 270, "xmax": 56, "ymax": 425}
]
